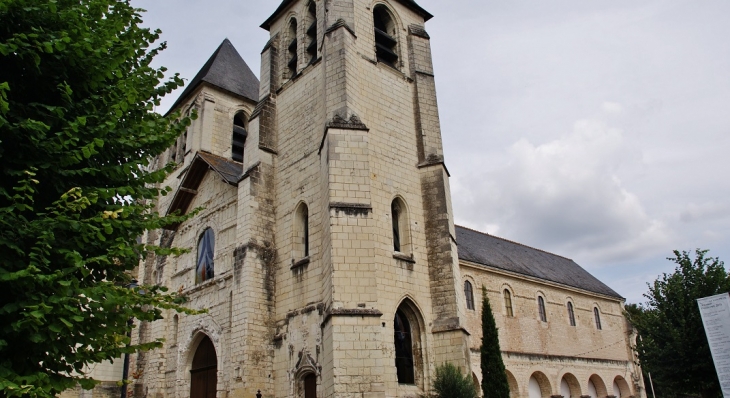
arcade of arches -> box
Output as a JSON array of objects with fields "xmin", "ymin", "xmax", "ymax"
[{"xmin": 516, "ymin": 370, "xmax": 631, "ymax": 398}]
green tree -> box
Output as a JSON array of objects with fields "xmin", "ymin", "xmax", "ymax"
[
  {"xmin": 481, "ymin": 286, "xmax": 510, "ymax": 398},
  {"xmin": 626, "ymin": 250, "xmax": 730, "ymax": 398},
  {"xmin": 0, "ymin": 1, "xmax": 195, "ymax": 397},
  {"xmin": 432, "ymin": 362, "xmax": 479, "ymax": 398}
]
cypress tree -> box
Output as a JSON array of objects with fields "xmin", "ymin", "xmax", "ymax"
[{"xmin": 481, "ymin": 286, "xmax": 510, "ymax": 398}]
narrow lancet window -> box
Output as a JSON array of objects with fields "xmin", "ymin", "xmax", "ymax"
[
  {"xmin": 538, "ymin": 296, "xmax": 547, "ymax": 322},
  {"xmin": 464, "ymin": 281, "xmax": 474, "ymax": 310},
  {"xmin": 567, "ymin": 302, "xmax": 576, "ymax": 326},
  {"xmin": 373, "ymin": 5, "xmax": 398, "ymax": 67},
  {"xmin": 594, "ymin": 307, "xmax": 602, "ymax": 330},
  {"xmin": 294, "ymin": 203, "xmax": 309, "ymax": 259},
  {"xmin": 302, "ymin": 205, "xmax": 309, "ymax": 257},
  {"xmin": 390, "ymin": 197, "xmax": 411, "ymax": 255},
  {"xmin": 232, "ymin": 112, "xmax": 247, "ymax": 162},
  {"xmin": 504, "ymin": 290, "xmax": 514, "ymax": 317},
  {"xmin": 392, "ymin": 200, "xmax": 401, "ymax": 252}
]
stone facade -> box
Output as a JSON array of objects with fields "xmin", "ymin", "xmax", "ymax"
[
  {"xmin": 67, "ymin": 1, "xmax": 647, "ymax": 398},
  {"xmin": 461, "ymin": 259, "xmax": 643, "ymax": 398}
]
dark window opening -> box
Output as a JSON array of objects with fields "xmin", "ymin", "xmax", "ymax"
[
  {"xmin": 301, "ymin": 204, "xmax": 309, "ymax": 257},
  {"xmin": 232, "ymin": 112, "xmax": 247, "ymax": 162},
  {"xmin": 288, "ymin": 19, "xmax": 298, "ymax": 78},
  {"xmin": 304, "ymin": 374, "xmax": 317, "ymax": 398},
  {"xmin": 594, "ymin": 307, "xmax": 602, "ymax": 330},
  {"xmin": 504, "ymin": 290, "xmax": 514, "ymax": 317},
  {"xmin": 567, "ymin": 302, "xmax": 576, "ymax": 326},
  {"xmin": 538, "ymin": 296, "xmax": 547, "ymax": 322},
  {"xmin": 196, "ymin": 228, "xmax": 215, "ymax": 284},
  {"xmin": 394, "ymin": 309, "xmax": 415, "ymax": 384},
  {"xmin": 306, "ymin": 2, "xmax": 317, "ymax": 64},
  {"xmin": 373, "ymin": 5, "xmax": 398, "ymax": 67},
  {"xmin": 464, "ymin": 281, "xmax": 474, "ymax": 310},
  {"xmin": 190, "ymin": 336, "xmax": 217, "ymax": 398},
  {"xmin": 391, "ymin": 200, "xmax": 401, "ymax": 252}
]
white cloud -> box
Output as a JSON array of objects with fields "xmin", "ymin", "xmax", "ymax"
[
  {"xmin": 454, "ymin": 118, "xmax": 670, "ymax": 265},
  {"xmin": 602, "ymin": 101, "xmax": 623, "ymax": 115}
]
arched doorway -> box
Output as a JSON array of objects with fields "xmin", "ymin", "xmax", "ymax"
[
  {"xmin": 393, "ymin": 299, "xmax": 425, "ymax": 388},
  {"xmin": 190, "ymin": 336, "xmax": 217, "ymax": 398},
  {"xmin": 394, "ymin": 308, "xmax": 415, "ymax": 384},
  {"xmin": 303, "ymin": 373, "xmax": 317, "ymax": 398}
]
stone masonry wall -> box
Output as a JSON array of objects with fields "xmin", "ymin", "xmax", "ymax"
[{"xmin": 461, "ymin": 262, "xmax": 645, "ymax": 398}]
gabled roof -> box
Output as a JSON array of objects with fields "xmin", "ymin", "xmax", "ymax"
[
  {"xmin": 166, "ymin": 39, "xmax": 259, "ymax": 115},
  {"xmin": 456, "ymin": 226, "xmax": 623, "ymax": 299},
  {"xmin": 260, "ymin": 0, "xmax": 433, "ymax": 30},
  {"xmin": 166, "ymin": 152, "xmax": 242, "ymax": 221}
]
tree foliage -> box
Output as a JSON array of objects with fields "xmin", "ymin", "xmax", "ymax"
[
  {"xmin": 481, "ymin": 286, "xmax": 510, "ymax": 398},
  {"xmin": 626, "ymin": 249, "xmax": 730, "ymax": 398},
  {"xmin": 0, "ymin": 1, "xmax": 195, "ymax": 396},
  {"xmin": 432, "ymin": 362, "xmax": 479, "ymax": 398}
]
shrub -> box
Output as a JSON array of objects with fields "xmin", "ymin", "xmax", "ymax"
[{"xmin": 432, "ymin": 362, "xmax": 479, "ymax": 398}]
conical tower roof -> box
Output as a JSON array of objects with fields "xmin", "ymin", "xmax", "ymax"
[{"xmin": 167, "ymin": 39, "xmax": 259, "ymax": 114}]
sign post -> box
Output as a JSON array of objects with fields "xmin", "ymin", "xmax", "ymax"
[{"xmin": 697, "ymin": 293, "xmax": 730, "ymax": 398}]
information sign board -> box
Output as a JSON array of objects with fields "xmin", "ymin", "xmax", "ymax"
[{"xmin": 697, "ymin": 293, "xmax": 730, "ymax": 398}]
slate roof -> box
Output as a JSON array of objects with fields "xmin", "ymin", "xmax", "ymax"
[
  {"xmin": 261, "ymin": 0, "xmax": 433, "ymax": 30},
  {"xmin": 455, "ymin": 226, "xmax": 623, "ymax": 299},
  {"xmin": 166, "ymin": 39, "xmax": 259, "ymax": 115},
  {"xmin": 166, "ymin": 152, "xmax": 242, "ymax": 223}
]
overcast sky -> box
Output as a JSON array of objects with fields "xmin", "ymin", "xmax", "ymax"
[{"xmin": 133, "ymin": 0, "xmax": 730, "ymax": 304}]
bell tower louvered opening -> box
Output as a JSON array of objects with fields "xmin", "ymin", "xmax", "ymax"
[
  {"xmin": 373, "ymin": 5, "xmax": 398, "ymax": 67},
  {"xmin": 306, "ymin": 2, "xmax": 317, "ymax": 64},
  {"xmin": 287, "ymin": 18, "xmax": 298, "ymax": 78},
  {"xmin": 232, "ymin": 112, "xmax": 247, "ymax": 162}
]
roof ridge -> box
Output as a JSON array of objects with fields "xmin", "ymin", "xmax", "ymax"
[{"xmin": 455, "ymin": 224, "xmax": 573, "ymax": 261}]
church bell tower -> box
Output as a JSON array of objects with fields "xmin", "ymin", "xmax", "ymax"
[{"xmin": 239, "ymin": 0, "xmax": 472, "ymax": 396}]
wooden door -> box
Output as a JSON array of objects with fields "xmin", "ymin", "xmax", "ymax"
[{"xmin": 190, "ymin": 337, "xmax": 217, "ymax": 398}]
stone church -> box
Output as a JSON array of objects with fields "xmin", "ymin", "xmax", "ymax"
[{"xmin": 121, "ymin": 1, "xmax": 648, "ymax": 398}]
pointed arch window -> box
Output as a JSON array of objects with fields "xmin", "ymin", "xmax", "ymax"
[
  {"xmin": 391, "ymin": 198, "xmax": 411, "ymax": 254},
  {"xmin": 196, "ymin": 228, "xmax": 215, "ymax": 284},
  {"xmin": 567, "ymin": 302, "xmax": 576, "ymax": 326},
  {"xmin": 305, "ymin": 2, "xmax": 317, "ymax": 64},
  {"xmin": 464, "ymin": 281, "xmax": 474, "ymax": 310},
  {"xmin": 504, "ymin": 289, "xmax": 514, "ymax": 317},
  {"xmin": 287, "ymin": 18, "xmax": 298, "ymax": 78},
  {"xmin": 594, "ymin": 307, "xmax": 602, "ymax": 330},
  {"xmin": 537, "ymin": 296, "xmax": 547, "ymax": 322},
  {"xmin": 373, "ymin": 5, "xmax": 398, "ymax": 67},
  {"xmin": 232, "ymin": 112, "xmax": 247, "ymax": 162}
]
